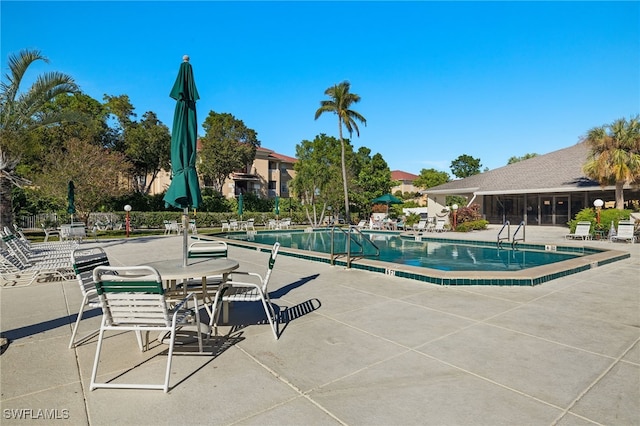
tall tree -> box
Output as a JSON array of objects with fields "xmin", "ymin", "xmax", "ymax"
[
  {"xmin": 35, "ymin": 138, "xmax": 132, "ymax": 223},
  {"xmin": 450, "ymin": 154, "xmax": 482, "ymax": 178},
  {"xmin": 199, "ymin": 111, "xmax": 260, "ymax": 194},
  {"xmin": 103, "ymin": 94, "xmax": 136, "ymax": 151},
  {"xmin": 582, "ymin": 116, "xmax": 640, "ymax": 210},
  {"xmin": 315, "ymin": 81, "xmax": 366, "ymax": 224},
  {"xmin": 0, "ymin": 49, "xmax": 79, "ymax": 229},
  {"xmin": 290, "ymin": 134, "xmax": 344, "ymax": 226},
  {"xmin": 124, "ymin": 111, "xmax": 171, "ymax": 194},
  {"xmin": 353, "ymin": 147, "xmax": 393, "ymax": 216},
  {"xmin": 414, "ymin": 168, "xmax": 450, "ymax": 189}
]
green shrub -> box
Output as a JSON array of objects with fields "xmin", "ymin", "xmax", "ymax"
[
  {"xmin": 454, "ymin": 219, "xmax": 488, "ymax": 232},
  {"xmin": 568, "ymin": 208, "xmax": 631, "ymax": 233}
]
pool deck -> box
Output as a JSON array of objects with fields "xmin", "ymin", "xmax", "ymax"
[{"xmin": 1, "ymin": 225, "xmax": 638, "ymax": 425}]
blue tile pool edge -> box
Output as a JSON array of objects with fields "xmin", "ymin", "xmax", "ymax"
[{"xmin": 195, "ymin": 233, "xmax": 630, "ymax": 286}]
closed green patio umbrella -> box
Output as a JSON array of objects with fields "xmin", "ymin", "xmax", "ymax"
[
  {"xmin": 274, "ymin": 196, "xmax": 280, "ymax": 219},
  {"xmin": 67, "ymin": 180, "xmax": 76, "ymax": 223},
  {"xmin": 238, "ymin": 193, "xmax": 244, "ymax": 220},
  {"xmin": 163, "ymin": 55, "xmax": 202, "ymax": 267}
]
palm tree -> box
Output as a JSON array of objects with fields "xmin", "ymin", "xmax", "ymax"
[
  {"xmin": 0, "ymin": 49, "xmax": 79, "ymax": 228},
  {"xmin": 314, "ymin": 81, "xmax": 366, "ymax": 224},
  {"xmin": 582, "ymin": 115, "xmax": 640, "ymax": 210}
]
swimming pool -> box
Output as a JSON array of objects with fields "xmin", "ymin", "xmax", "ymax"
[
  {"xmin": 227, "ymin": 230, "xmax": 578, "ymax": 272},
  {"xmin": 212, "ymin": 229, "xmax": 629, "ymax": 286}
]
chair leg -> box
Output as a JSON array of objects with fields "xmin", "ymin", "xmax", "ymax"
[
  {"xmin": 69, "ymin": 297, "xmax": 88, "ymax": 348},
  {"xmin": 69, "ymin": 296, "xmax": 101, "ymax": 348},
  {"xmin": 163, "ymin": 328, "xmax": 176, "ymax": 393},
  {"xmin": 134, "ymin": 329, "xmax": 144, "ymax": 351},
  {"xmin": 89, "ymin": 325, "xmax": 106, "ymax": 391},
  {"xmin": 260, "ymin": 294, "xmax": 279, "ymax": 340}
]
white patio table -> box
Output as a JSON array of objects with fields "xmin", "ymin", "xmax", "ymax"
[{"xmin": 143, "ymin": 257, "xmax": 239, "ymax": 318}]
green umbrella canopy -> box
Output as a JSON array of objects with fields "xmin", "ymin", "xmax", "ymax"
[
  {"xmin": 371, "ymin": 193, "xmax": 402, "ymax": 205},
  {"xmin": 163, "ymin": 55, "xmax": 202, "ymax": 210},
  {"xmin": 274, "ymin": 196, "xmax": 280, "ymax": 216},
  {"xmin": 237, "ymin": 193, "xmax": 244, "ymax": 217},
  {"xmin": 67, "ymin": 180, "xmax": 76, "ymax": 215}
]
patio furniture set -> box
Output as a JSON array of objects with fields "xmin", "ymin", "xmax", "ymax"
[{"xmin": 66, "ymin": 239, "xmax": 281, "ymax": 392}]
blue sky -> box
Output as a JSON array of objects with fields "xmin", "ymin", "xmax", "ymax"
[{"xmin": 2, "ymin": 1, "xmax": 638, "ymax": 176}]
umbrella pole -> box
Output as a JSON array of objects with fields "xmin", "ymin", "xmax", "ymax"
[{"xmin": 182, "ymin": 207, "xmax": 188, "ymax": 267}]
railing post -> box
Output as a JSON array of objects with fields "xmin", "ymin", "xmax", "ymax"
[{"xmin": 346, "ymin": 226, "xmax": 351, "ymax": 269}]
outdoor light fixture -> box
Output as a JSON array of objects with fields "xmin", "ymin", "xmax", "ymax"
[
  {"xmin": 124, "ymin": 204, "xmax": 132, "ymax": 238},
  {"xmin": 593, "ymin": 199, "xmax": 604, "ymax": 224},
  {"xmin": 451, "ymin": 204, "xmax": 459, "ymax": 230}
]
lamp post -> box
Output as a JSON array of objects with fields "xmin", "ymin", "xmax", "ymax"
[
  {"xmin": 593, "ymin": 199, "xmax": 603, "ymax": 224},
  {"xmin": 452, "ymin": 204, "xmax": 459, "ymax": 230},
  {"xmin": 124, "ymin": 205, "xmax": 132, "ymax": 238}
]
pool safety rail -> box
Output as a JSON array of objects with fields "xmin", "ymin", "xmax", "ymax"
[
  {"xmin": 497, "ymin": 221, "xmax": 526, "ymax": 249},
  {"xmin": 329, "ymin": 225, "xmax": 379, "ymax": 268}
]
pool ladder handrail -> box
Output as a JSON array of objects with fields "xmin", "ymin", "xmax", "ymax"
[
  {"xmin": 511, "ymin": 221, "xmax": 526, "ymax": 249},
  {"xmin": 497, "ymin": 220, "xmax": 526, "ymax": 249},
  {"xmin": 497, "ymin": 221, "xmax": 510, "ymax": 249},
  {"xmin": 329, "ymin": 225, "xmax": 380, "ymax": 268}
]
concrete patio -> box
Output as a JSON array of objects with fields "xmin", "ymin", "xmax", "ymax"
[{"xmin": 1, "ymin": 226, "xmax": 638, "ymax": 425}]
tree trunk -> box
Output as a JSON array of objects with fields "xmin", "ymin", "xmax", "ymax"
[
  {"xmin": 338, "ymin": 119, "xmax": 350, "ymax": 224},
  {"xmin": 615, "ymin": 180, "xmax": 625, "ymax": 210},
  {"xmin": 0, "ymin": 176, "xmax": 14, "ymax": 230}
]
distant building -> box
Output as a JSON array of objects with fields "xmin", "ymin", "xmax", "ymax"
[
  {"xmin": 222, "ymin": 147, "xmax": 296, "ymax": 199},
  {"xmin": 424, "ymin": 142, "xmax": 639, "ymax": 225},
  {"xmin": 391, "ymin": 170, "xmax": 426, "ymax": 206},
  {"xmin": 391, "ymin": 170, "xmax": 420, "ymax": 195},
  {"xmin": 150, "ymin": 145, "xmax": 296, "ymax": 199}
]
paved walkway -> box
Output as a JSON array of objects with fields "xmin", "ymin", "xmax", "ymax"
[{"xmin": 1, "ymin": 226, "xmax": 638, "ymax": 425}]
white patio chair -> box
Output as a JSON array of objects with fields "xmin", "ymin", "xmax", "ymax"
[
  {"xmin": 279, "ymin": 219, "xmax": 291, "ymax": 229},
  {"xmin": 90, "ymin": 265, "xmax": 204, "ymax": 392},
  {"xmin": 431, "ymin": 220, "xmax": 447, "ymax": 232},
  {"xmin": 41, "ymin": 224, "xmax": 61, "ymax": 242},
  {"xmin": 565, "ymin": 221, "xmax": 592, "ymax": 240},
  {"xmin": 412, "ymin": 220, "xmax": 427, "ymax": 233},
  {"xmin": 210, "ymin": 242, "xmax": 280, "ymax": 340},
  {"xmin": 68, "ymin": 247, "xmax": 110, "ymax": 348},
  {"xmin": 221, "ymin": 220, "xmax": 231, "ymax": 232},
  {"xmin": 610, "ymin": 220, "xmax": 636, "ymax": 243}
]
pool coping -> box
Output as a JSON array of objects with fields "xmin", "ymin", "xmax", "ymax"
[{"xmin": 195, "ymin": 230, "xmax": 630, "ymax": 286}]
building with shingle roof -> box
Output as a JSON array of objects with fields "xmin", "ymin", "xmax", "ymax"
[{"xmin": 425, "ymin": 142, "xmax": 639, "ymax": 226}]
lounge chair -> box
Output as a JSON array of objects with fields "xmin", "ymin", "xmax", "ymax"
[
  {"xmin": 412, "ymin": 220, "xmax": 427, "ymax": 233},
  {"xmin": 430, "ymin": 220, "xmax": 447, "ymax": 232},
  {"xmin": 610, "ymin": 220, "xmax": 636, "ymax": 243},
  {"xmin": 565, "ymin": 221, "xmax": 592, "ymax": 240},
  {"xmin": 356, "ymin": 220, "xmax": 367, "ymax": 229},
  {"xmin": 90, "ymin": 265, "xmax": 204, "ymax": 392}
]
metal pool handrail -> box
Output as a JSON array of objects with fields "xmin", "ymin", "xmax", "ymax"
[
  {"xmin": 512, "ymin": 221, "xmax": 526, "ymax": 249},
  {"xmin": 497, "ymin": 221, "xmax": 510, "ymax": 249},
  {"xmin": 329, "ymin": 225, "xmax": 380, "ymax": 268}
]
